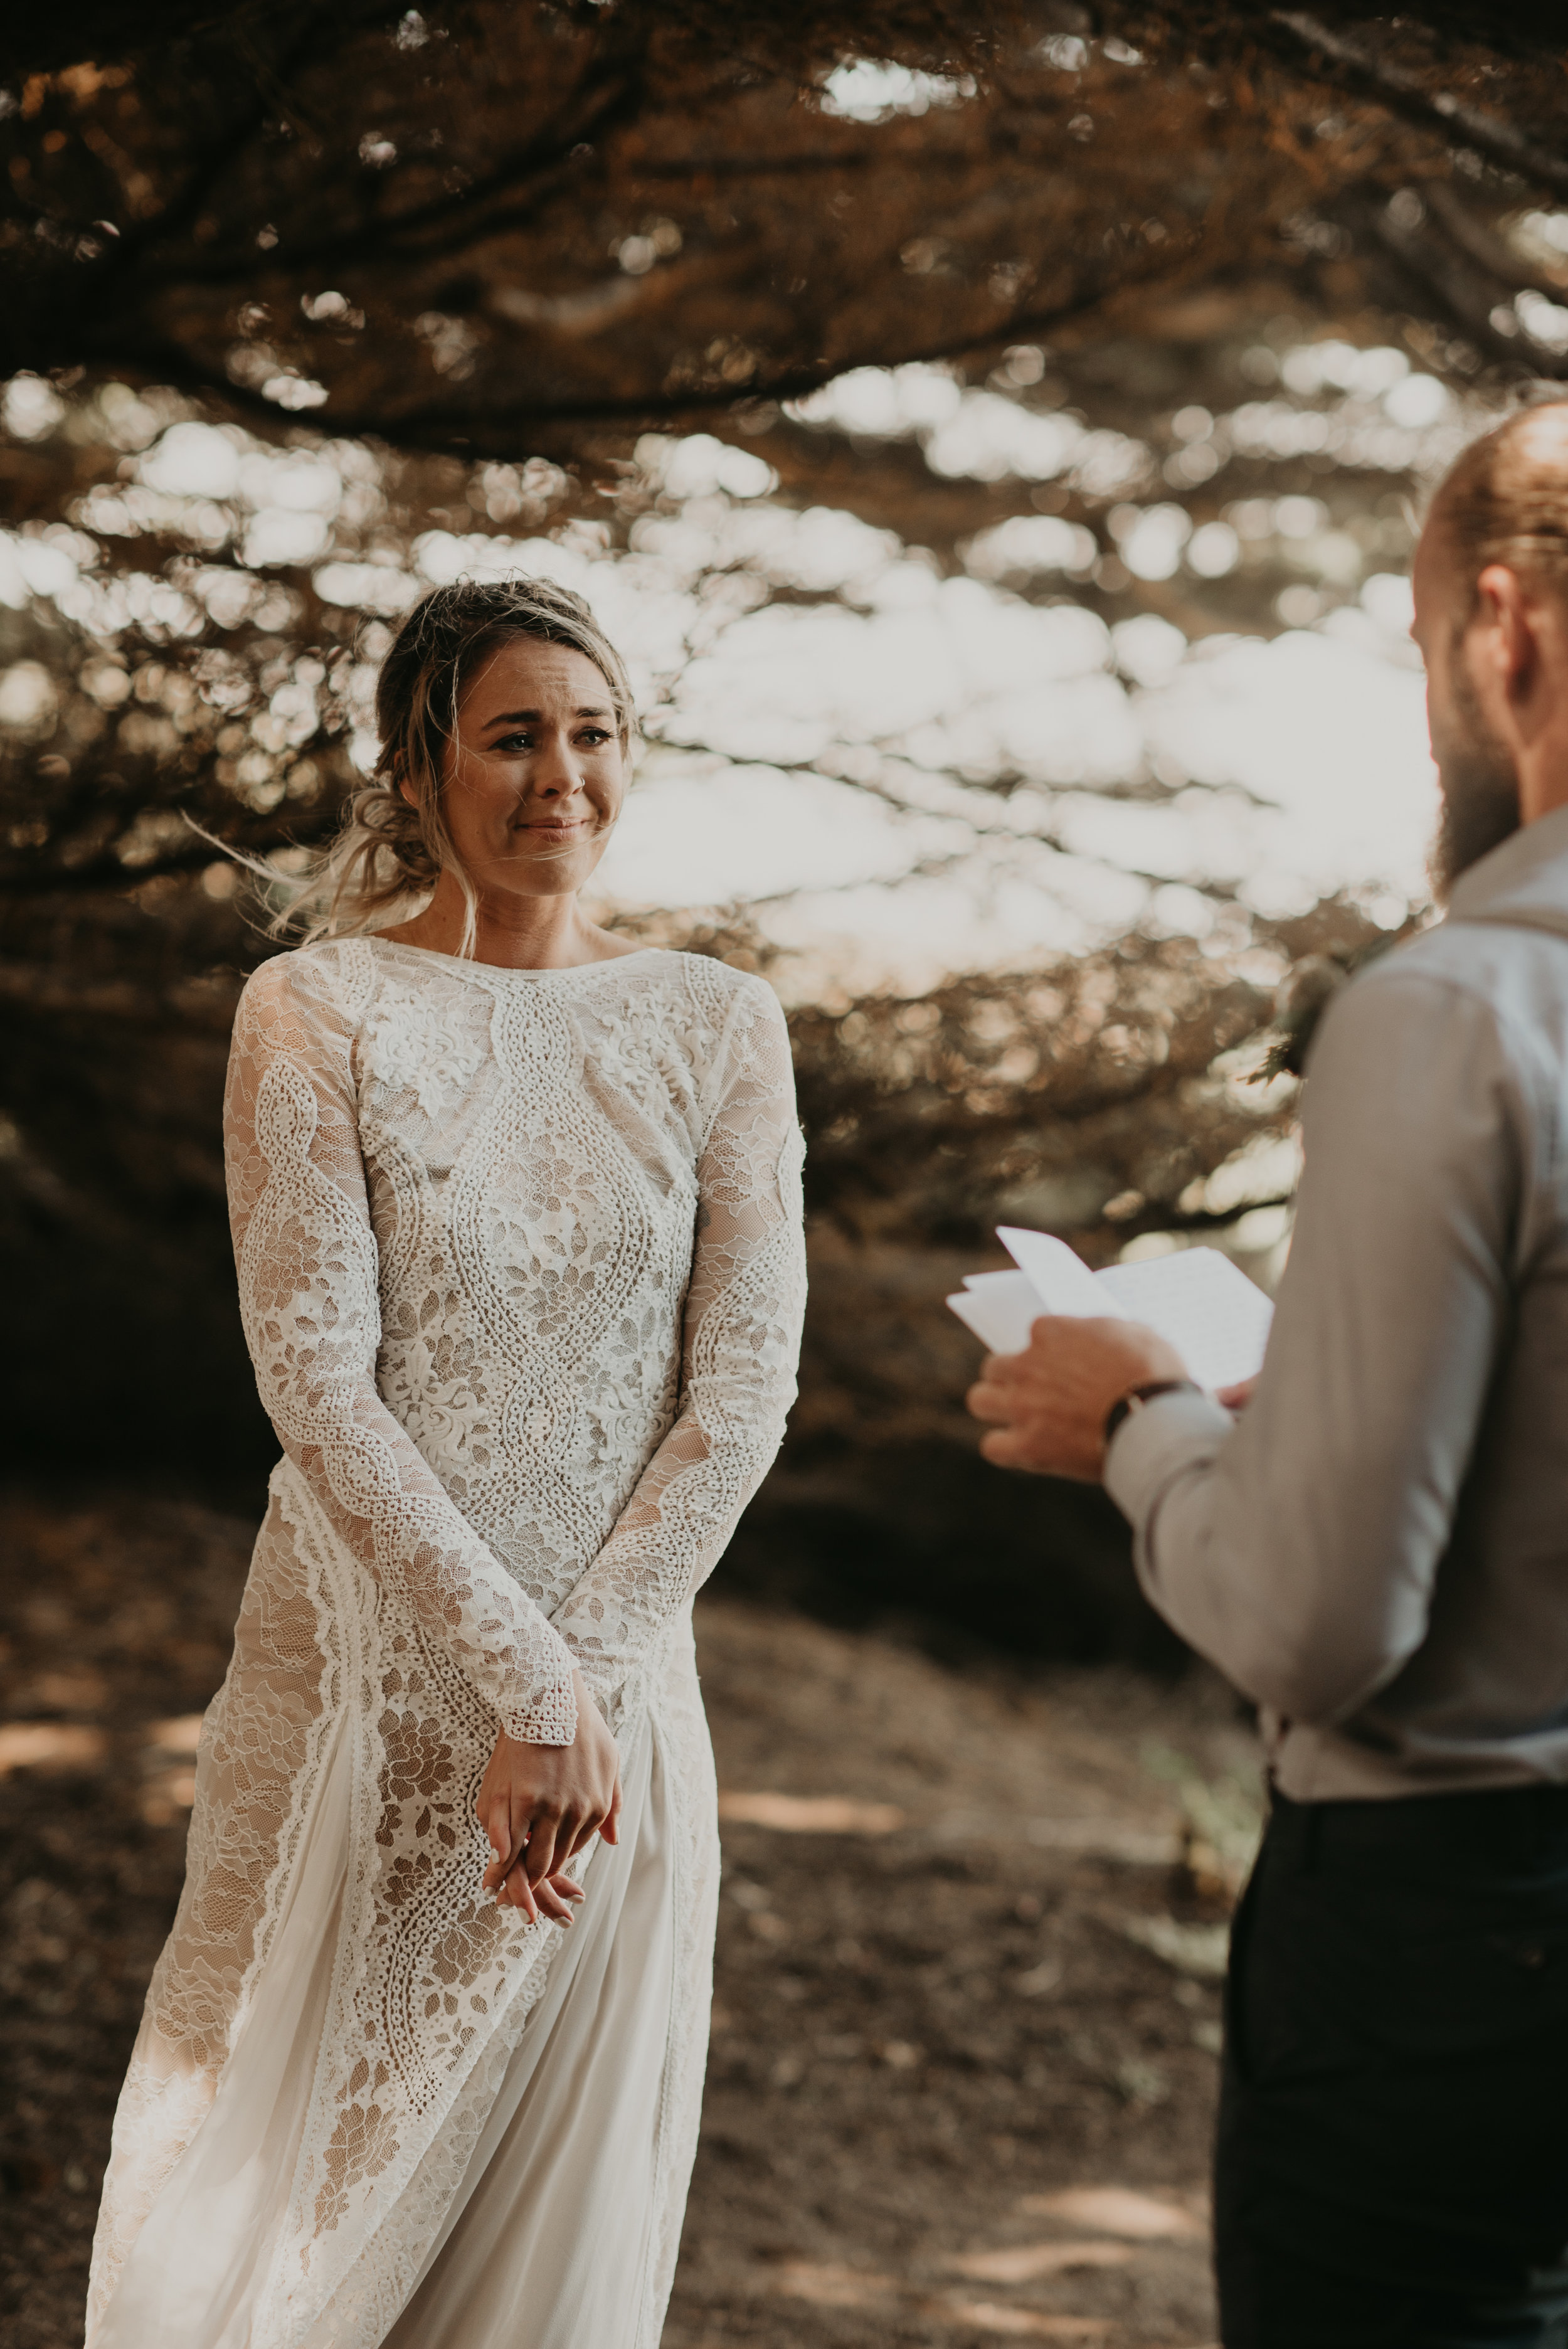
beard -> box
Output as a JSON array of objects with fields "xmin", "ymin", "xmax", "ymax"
[{"xmin": 1429, "ymin": 667, "xmax": 1522, "ymax": 899}]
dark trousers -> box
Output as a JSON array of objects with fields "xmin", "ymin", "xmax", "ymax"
[{"xmin": 1216, "ymin": 1782, "xmax": 1568, "ymax": 2348}]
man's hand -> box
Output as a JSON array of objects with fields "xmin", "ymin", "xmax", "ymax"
[{"xmin": 966, "ymin": 1315, "xmax": 1189, "ymax": 1481}]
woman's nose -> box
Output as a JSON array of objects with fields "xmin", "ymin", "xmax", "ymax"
[{"xmin": 527, "ymin": 735, "xmax": 581, "ymax": 796}]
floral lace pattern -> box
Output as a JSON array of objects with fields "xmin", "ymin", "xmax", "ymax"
[{"xmin": 87, "ymin": 941, "xmax": 806, "ymax": 2348}]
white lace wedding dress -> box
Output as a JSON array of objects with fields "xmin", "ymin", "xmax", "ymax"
[{"xmin": 85, "ymin": 938, "xmax": 806, "ymax": 2349}]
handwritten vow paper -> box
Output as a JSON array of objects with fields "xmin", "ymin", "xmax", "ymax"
[{"xmin": 947, "ymin": 1226, "xmax": 1273, "ymax": 1393}]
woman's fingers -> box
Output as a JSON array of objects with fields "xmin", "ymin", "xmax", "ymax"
[
  {"xmin": 482, "ymin": 1790, "xmax": 538, "ymax": 1899},
  {"xmin": 560, "ymin": 1808, "xmax": 600, "ymax": 1864},
  {"xmin": 481, "ymin": 1795, "xmax": 598, "ymax": 1897},
  {"xmin": 523, "ymin": 1810, "xmax": 563, "ymax": 1889},
  {"xmin": 480, "ymin": 1792, "xmax": 516, "ymax": 1892},
  {"xmin": 497, "ymin": 1865, "xmax": 583, "ymax": 1925},
  {"xmin": 564, "ymin": 1783, "xmax": 619, "ymax": 1859},
  {"xmin": 533, "ymin": 1876, "xmax": 578, "ymax": 1926},
  {"xmin": 500, "ymin": 1860, "xmax": 539, "ymax": 1921},
  {"xmin": 532, "ymin": 1807, "xmax": 595, "ymax": 1883},
  {"xmin": 475, "ymin": 1700, "xmax": 623, "ymax": 1907}
]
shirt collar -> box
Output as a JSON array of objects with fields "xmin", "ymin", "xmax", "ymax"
[{"xmin": 1445, "ymin": 801, "xmax": 1568, "ymax": 926}]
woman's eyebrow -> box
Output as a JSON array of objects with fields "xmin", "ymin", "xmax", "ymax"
[{"xmin": 483, "ymin": 704, "xmax": 611, "ymax": 728}]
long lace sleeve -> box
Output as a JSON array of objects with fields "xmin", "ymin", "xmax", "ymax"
[
  {"xmin": 224, "ymin": 952, "xmax": 581, "ymax": 1744},
  {"xmin": 551, "ymin": 975, "xmax": 807, "ymax": 1722}
]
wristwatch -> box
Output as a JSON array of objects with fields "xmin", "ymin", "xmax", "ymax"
[{"xmin": 1103, "ymin": 1379, "xmax": 1200, "ymax": 1446}]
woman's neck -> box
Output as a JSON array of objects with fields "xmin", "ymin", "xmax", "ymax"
[{"xmin": 381, "ymin": 873, "xmax": 642, "ymax": 970}]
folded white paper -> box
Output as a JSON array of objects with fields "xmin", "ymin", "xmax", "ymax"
[{"xmin": 946, "ymin": 1224, "xmax": 1272, "ymax": 1392}]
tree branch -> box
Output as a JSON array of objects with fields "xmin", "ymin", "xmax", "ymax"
[{"xmin": 1270, "ymin": 10, "xmax": 1568, "ymax": 201}]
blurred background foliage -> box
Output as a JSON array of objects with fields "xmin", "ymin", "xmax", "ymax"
[{"xmin": 3, "ymin": 1, "xmax": 1566, "ymax": 1655}]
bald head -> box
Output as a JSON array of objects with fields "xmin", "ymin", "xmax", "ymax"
[
  {"xmin": 1426, "ymin": 402, "xmax": 1568, "ymax": 622},
  {"xmin": 1414, "ymin": 402, "xmax": 1568, "ymax": 893}
]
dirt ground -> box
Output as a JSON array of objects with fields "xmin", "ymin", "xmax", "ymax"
[{"xmin": 0, "ymin": 1488, "xmax": 1264, "ymax": 2349}]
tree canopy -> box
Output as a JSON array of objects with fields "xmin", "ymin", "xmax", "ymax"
[
  {"xmin": 6, "ymin": 4, "xmax": 1568, "ymax": 443},
  {"xmin": 4, "ymin": 0, "xmax": 1568, "ymax": 1643}
]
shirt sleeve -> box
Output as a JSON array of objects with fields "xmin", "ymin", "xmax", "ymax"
[
  {"xmin": 550, "ymin": 975, "xmax": 807, "ymax": 1728},
  {"xmin": 224, "ymin": 951, "xmax": 581, "ymax": 1744},
  {"xmin": 1103, "ymin": 964, "xmax": 1534, "ymax": 1723}
]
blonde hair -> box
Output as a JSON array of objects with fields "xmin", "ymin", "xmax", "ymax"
[
  {"xmin": 276, "ymin": 576, "xmax": 635, "ymax": 955},
  {"xmin": 1430, "ymin": 400, "xmax": 1568, "ymax": 615}
]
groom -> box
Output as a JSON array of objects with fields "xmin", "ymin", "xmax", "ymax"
[{"xmin": 968, "ymin": 405, "xmax": 1568, "ymax": 2349}]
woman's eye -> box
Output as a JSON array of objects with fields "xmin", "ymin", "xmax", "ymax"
[{"xmin": 492, "ymin": 728, "xmax": 612, "ymax": 752}]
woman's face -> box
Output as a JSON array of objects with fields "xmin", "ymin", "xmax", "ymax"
[{"xmin": 424, "ymin": 635, "xmax": 627, "ymax": 901}]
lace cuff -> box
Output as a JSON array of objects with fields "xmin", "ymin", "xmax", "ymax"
[{"xmin": 506, "ymin": 1667, "xmax": 580, "ymax": 1747}]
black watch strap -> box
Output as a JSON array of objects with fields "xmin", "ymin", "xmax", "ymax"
[{"xmin": 1103, "ymin": 1379, "xmax": 1199, "ymax": 1447}]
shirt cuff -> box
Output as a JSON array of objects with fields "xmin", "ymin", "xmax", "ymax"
[
  {"xmin": 1103, "ymin": 1385, "xmax": 1234, "ymax": 1529},
  {"xmin": 503, "ymin": 1668, "xmax": 578, "ymax": 1747}
]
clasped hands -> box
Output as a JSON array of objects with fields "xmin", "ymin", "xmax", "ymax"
[
  {"xmin": 477, "ymin": 1667, "xmax": 623, "ymax": 1928},
  {"xmin": 966, "ymin": 1313, "xmax": 1254, "ymax": 1479},
  {"xmin": 472, "ymin": 1328, "xmax": 1243, "ymax": 1938}
]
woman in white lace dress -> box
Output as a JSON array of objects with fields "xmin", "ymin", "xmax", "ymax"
[{"xmin": 86, "ymin": 579, "xmax": 808, "ymax": 2349}]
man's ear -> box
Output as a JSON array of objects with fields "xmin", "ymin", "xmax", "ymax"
[
  {"xmin": 1468, "ymin": 563, "xmax": 1548, "ymax": 750},
  {"xmin": 1475, "ymin": 564, "xmax": 1540, "ymax": 694}
]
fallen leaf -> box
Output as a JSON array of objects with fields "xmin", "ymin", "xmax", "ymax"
[
  {"xmin": 718, "ymin": 1791, "xmax": 905, "ymax": 1833},
  {"xmin": 1020, "ymin": 2185, "xmax": 1207, "ymax": 2241},
  {"xmin": 0, "ymin": 1722, "xmax": 107, "ymax": 1776},
  {"xmin": 769, "ymin": 2260, "xmax": 895, "ymax": 2309},
  {"xmin": 1024, "ymin": 1817, "xmax": 1182, "ymax": 1863},
  {"xmin": 16, "ymin": 1670, "xmax": 106, "ymax": 1711},
  {"xmin": 1119, "ymin": 1915, "xmax": 1230, "ymax": 1979},
  {"xmin": 145, "ymin": 1714, "xmax": 204, "ymax": 1754},
  {"xmin": 1013, "ymin": 1958, "xmax": 1064, "ymax": 1998},
  {"xmin": 949, "ymin": 2242, "xmax": 1134, "ymax": 2283},
  {"xmin": 927, "ymin": 2300, "xmax": 1109, "ymax": 2339},
  {"xmin": 932, "ymin": 1810, "xmax": 1181, "ymax": 1863}
]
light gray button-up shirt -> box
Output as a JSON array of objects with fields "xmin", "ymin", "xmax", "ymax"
[{"xmin": 1105, "ymin": 804, "xmax": 1568, "ymax": 1801}]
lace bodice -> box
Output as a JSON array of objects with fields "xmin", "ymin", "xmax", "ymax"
[{"xmin": 224, "ymin": 938, "xmax": 807, "ymax": 1741}]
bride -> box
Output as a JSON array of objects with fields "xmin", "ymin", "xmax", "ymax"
[{"xmin": 85, "ymin": 577, "xmax": 808, "ymax": 2348}]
